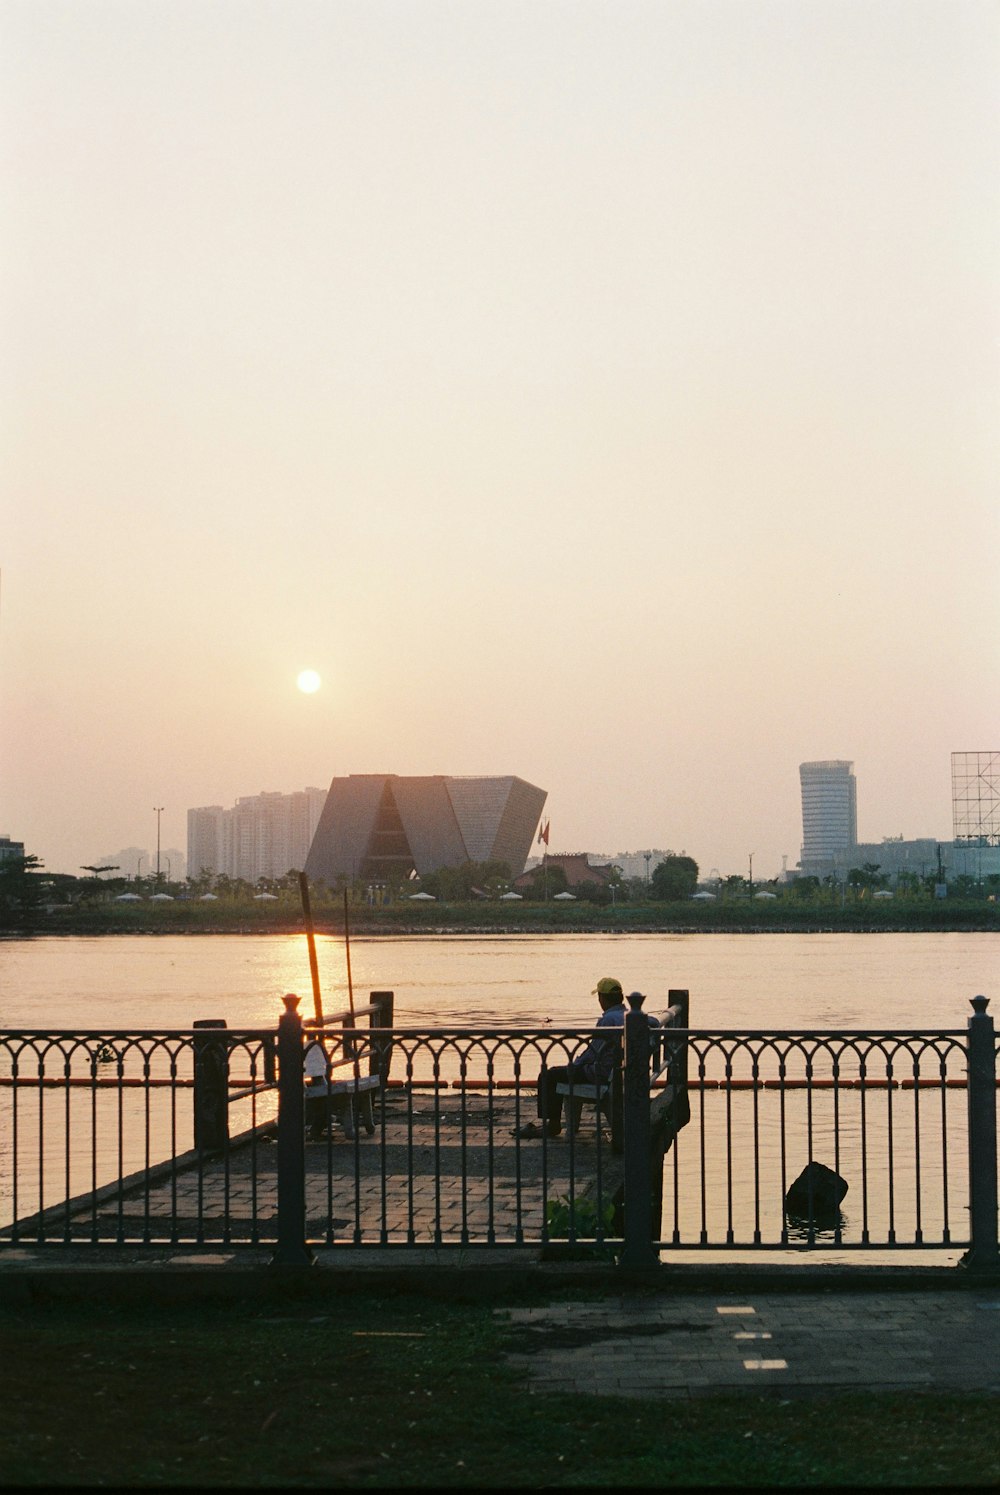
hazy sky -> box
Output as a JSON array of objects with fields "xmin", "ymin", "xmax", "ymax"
[{"xmin": 3, "ymin": 0, "xmax": 997, "ymax": 880}]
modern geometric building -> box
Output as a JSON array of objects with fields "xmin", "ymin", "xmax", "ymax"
[
  {"xmin": 304, "ymin": 774, "xmax": 547, "ymax": 885},
  {"xmin": 799, "ymin": 760, "xmax": 858, "ymax": 876}
]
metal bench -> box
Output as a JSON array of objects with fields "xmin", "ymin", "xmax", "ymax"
[
  {"xmin": 554, "ymin": 1078, "xmax": 614, "ymax": 1138},
  {"xmin": 305, "ymin": 1072, "xmax": 380, "ymax": 1140}
]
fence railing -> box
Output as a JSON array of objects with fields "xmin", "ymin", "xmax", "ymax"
[{"xmin": 0, "ymin": 993, "xmax": 996, "ymax": 1271}]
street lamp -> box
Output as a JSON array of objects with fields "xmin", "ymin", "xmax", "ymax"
[
  {"xmin": 644, "ymin": 852, "xmax": 651, "ymax": 888},
  {"xmin": 154, "ymin": 807, "xmax": 164, "ymax": 880},
  {"xmin": 748, "ymin": 852, "xmax": 755, "ymax": 898}
]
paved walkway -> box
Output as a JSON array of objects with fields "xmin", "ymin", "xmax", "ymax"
[
  {"xmin": 6, "ymin": 1093, "xmax": 616, "ymax": 1246},
  {"xmin": 499, "ymin": 1287, "xmax": 1000, "ymax": 1398}
]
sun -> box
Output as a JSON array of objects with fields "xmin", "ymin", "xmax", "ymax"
[{"xmin": 296, "ymin": 669, "xmax": 322, "ymax": 694}]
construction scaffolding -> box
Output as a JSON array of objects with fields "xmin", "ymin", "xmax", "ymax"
[{"xmin": 951, "ymin": 751, "xmax": 1000, "ymax": 846}]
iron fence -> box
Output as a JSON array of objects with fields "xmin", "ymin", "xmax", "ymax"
[{"xmin": 0, "ymin": 992, "xmax": 995, "ymax": 1271}]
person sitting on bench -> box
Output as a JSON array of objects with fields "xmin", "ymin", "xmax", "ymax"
[
  {"xmin": 304, "ymin": 1034, "xmax": 332, "ymax": 1140},
  {"xmin": 517, "ymin": 977, "xmax": 628, "ymax": 1139}
]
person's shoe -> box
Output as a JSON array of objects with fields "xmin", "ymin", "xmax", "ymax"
[{"xmin": 515, "ymin": 1121, "xmax": 545, "ymax": 1139}]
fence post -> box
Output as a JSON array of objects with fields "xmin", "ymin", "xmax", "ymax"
[
  {"xmin": 964, "ymin": 995, "xmax": 998, "ymax": 1272},
  {"xmin": 272, "ymin": 994, "xmax": 314, "ymax": 1267},
  {"xmin": 620, "ymin": 994, "xmax": 656, "ymax": 1269},
  {"xmin": 193, "ymin": 1019, "xmax": 228, "ymax": 1152},
  {"xmin": 370, "ymin": 991, "xmax": 395, "ymax": 1085}
]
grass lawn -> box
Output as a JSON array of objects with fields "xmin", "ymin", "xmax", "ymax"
[{"xmin": 1, "ymin": 1289, "xmax": 997, "ymax": 1488}]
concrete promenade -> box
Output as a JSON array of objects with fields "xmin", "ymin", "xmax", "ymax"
[
  {"xmin": 501, "ymin": 1286, "xmax": 1000, "ymax": 1398},
  {"xmin": 1, "ymin": 1245, "xmax": 998, "ymax": 1400}
]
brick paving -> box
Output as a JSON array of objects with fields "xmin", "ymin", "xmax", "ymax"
[
  {"xmin": 9, "ymin": 1092, "xmax": 616, "ymax": 1246},
  {"xmin": 499, "ymin": 1289, "xmax": 1000, "ymax": 1397}
]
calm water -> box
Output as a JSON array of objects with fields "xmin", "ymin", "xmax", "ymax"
[
  {"xmin": 0, "ymin": 930, "xmax": 995, "ymax": 1031},
  {"xmin": 1, "ymin": 933, "xmax": 994, "ymax": 1257}
]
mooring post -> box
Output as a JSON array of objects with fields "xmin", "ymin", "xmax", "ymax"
[
  {"xmin": 193, "ymin": 1019, "xmax": 228, "ymax": 1152},
  {"xmin": 964, "ymin": 995, "xmax": 998, "ymax": 1272},
  {"xmin": 272, "ymin": 993, "xmax": 314, "ymax": 1267},
  {"xmin": 620, "ymin": 994, "xmax": 656, "ymax": 1270}
]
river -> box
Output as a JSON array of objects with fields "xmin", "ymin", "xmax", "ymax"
[
  {"xmin": 0, "ymin": 930, "xmax": 995, "ymax": 1031},
  {"xmin": 1, "ymin": 932, "xmax": 994, "ymax": 1259}
]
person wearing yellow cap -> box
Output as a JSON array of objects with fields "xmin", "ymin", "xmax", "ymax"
[{"xmin": 516, "ymin": 977, "xmax": 627, "ymax": 1139}]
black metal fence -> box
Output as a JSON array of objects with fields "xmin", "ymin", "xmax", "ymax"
[{"xmin": 0, "ymin": 992, "xmax": 996, "ymax": 1271}]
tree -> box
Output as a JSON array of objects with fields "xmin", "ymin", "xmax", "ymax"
[
  {"xmin": 847, "ymin": 863, "xmax": 887, "ymax": 893},
  {"xmin": 0, "ymin": 854, "xmax": 47, "ymax": 921},
  {"xmin": 574, "ymin": 879, "xmax": 612, "ymax": 905},
  {"xmin": 520, "ymin": 862, "xmax": 568, "ymax": 900},
  {"xmin": 649, "ymin": 855, "xmax": 699, "ymax": 902}
]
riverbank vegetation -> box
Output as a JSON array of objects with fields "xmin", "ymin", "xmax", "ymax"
[
  {"xmin": 2, "ymin": 1289, "xmax": 996, "ymax": 1488},
  {"xmin": 2, "ymin": 853, "xmax": 997, "ymax": 934}
]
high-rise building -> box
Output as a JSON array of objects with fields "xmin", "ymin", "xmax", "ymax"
[
  {"xmin": 799, "ymin": 760, "xmax": 857, "ymax": 875},
  {"xmin": 187, "ymin": 808, "xmax": 225, "ymax": 881},
  {"xmin": 305, "ymin": 774, "xmax": 547, "ymax": 884},
  {"xmin": 187, "ymin": 788, "xmax": 328, "ymax": 882}
]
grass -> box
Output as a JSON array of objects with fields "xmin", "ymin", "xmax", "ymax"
[{"xmin": 1, "ymin": 1288, "xmax": 997, "ymax": 1488}]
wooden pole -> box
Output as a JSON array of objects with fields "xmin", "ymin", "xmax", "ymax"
[
  {"xmin": 343, "ymin": 887, "xmax": 356, "ymax": 1019},
  {"xmin": 298, "ymin": 871, "xmax": 323, "ymax": 1024}
]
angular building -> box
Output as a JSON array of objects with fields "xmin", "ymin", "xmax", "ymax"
[
  {"xmin": 799, "ymin": 760, "xmax": 858, "ymax": 876},
  {"xmin": 304, "ymin": 774, "xmax": 547, "ymax": 884}
]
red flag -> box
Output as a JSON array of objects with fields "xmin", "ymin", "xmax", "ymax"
[{"xmin": 538, "ymin": 819, "xmax": 550, "ymax": 846}]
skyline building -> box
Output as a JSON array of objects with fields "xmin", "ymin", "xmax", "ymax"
[
  {"xmin": 305, "ymin": 774, "xmax": 547, "ymax": 885},
  {"xmin": 799, "ymin": 760, "xmax": 858, "ymax": 876},
  {"xmin": 187, "ymin": 787, "xmax": 327, "ymax": 883}
]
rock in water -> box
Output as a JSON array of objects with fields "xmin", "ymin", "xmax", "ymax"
[{"xmin": 785, "ymin": 1161, "xmax": 848, "ymax": 1220}]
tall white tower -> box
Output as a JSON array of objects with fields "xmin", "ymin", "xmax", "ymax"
[{"xmin": 799, "ymin": 761, "xmax": 857, "ymax": 870}]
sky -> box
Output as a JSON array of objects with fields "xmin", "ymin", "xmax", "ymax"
[{"xmin": 2, "ymin": 0, "xmax": 998, "ymax": 881}]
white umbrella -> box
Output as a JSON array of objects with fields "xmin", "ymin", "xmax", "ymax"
[
  {"xmin": 254, "ymin": 892, "xmax": 279, "ymax": 900},
  {"xmin": 408, "ymin": 891, "xmax": 436, "ymax": 900},
  {"xmin": 552, "ymin": 890, "xmax": 577, "ymax": 900},
  {"xmin": 198, "ymin": 893, "xmax": 218, "ymax": 901},
  {"xmin": 114, "ymin": 893, "xmax": 142, "ymax": 902},
  {"xmin": 873, "ymin": 889, "xmax": 894, "ymax": 898},
  {"xmin": 500, "ymin": 891, "xmax": 523, "ymax": 900},
  {"xmin": 150, "ymin": 893, "xmax": 174, "ymax": 901},
  {"xmin": 691, "ymin": 891, "xmax": 716, "ymax": 900},
  {"xmin": 754, "ymin": 891, "xmax": 778, "ymax": 899}
]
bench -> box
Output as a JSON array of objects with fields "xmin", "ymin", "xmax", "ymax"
[
  {"xmin": 303, "ymin": 993, "xmax": 395, "ymax": 1142},
  {"xmin": 546, "ymin": 991, "xmax": 690, "ymax": 1252},
  {"xmin": 554, "ymin": 1077, "xmax": 616, "ymax": 1142},
  {"xmin": 305, "ymin": 1072, "xmax": 381, "ymax": 1140},
  {"xmin": 554, "ymin": 1000, "xmax": 667, "ymax": 1150}
]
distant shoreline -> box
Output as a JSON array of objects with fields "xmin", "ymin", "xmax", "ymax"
[{"xmin": 3, "ymin": 902, "xmax": 997, "ymax": 938}]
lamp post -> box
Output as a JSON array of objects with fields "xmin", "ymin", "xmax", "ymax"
[
  {"xmin": 154, "ymin": 807, "xmax": 164, "ymax": 880},
  {"xmin": 644, "ymin": 851, "xmax": 651, "ymax": 889},
  {"xmin": 748, "ymin": 852, "xmax": 754, "ymax": 899}
]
